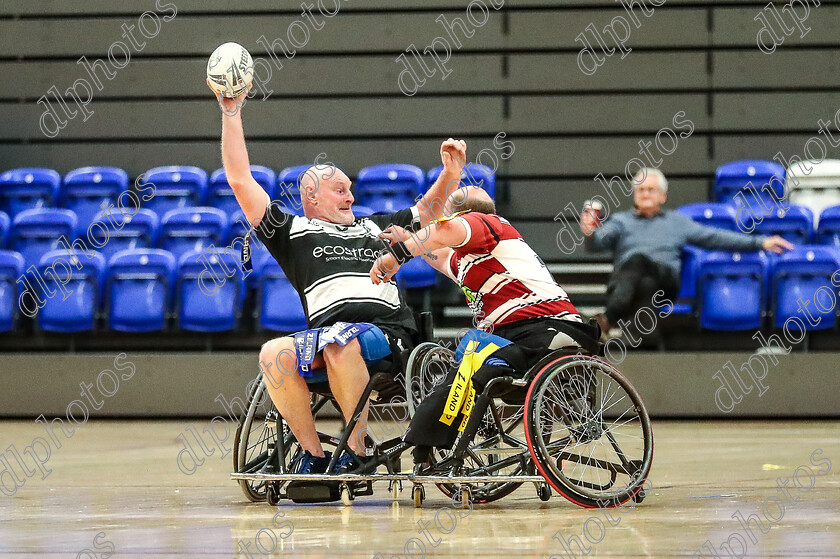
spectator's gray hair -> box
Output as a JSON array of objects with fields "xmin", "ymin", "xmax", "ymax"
[{"xmin": 632, "ymin": 168, "xmax": 668, "ymax": 193}]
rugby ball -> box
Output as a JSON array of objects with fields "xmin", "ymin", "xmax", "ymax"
[{"xmin": 206, "ymin": 42, "xmax": 254, "ymax": 97}]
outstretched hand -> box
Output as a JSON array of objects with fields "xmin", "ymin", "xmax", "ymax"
[
  {"xmin": 370, "ymin": 252, "xmax": 400, "ymax": 285},
  {"xmin": 762, "ymin": 235, "xmax": 794, "ymax": 254},
  {"xmin": 378, "ymin": 225, "xmax": 411, "ymax": 246}
]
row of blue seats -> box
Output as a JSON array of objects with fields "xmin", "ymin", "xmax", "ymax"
[
  {"xmin": 0, "ymin": 206, "xmax": 376, "ymax": 265},
  {"xmin": 4, "ymin": 244, "xmax": 838, "ymax": 335},
  {"xmin": 0, "ymin": 242, "xmax": 440, "ymax": 334},
  {"xmin": 671, "ymin": 245, "xmax": 840, "ymax": 331},
  {"xmin": 8, "ymin": 199, "xmax": 840, "ymax": 269},
  {"xmin": 0, "ymin": 204, "xmax": 440, "ymax": 290},
  {"xmin": 676, "ymin": 203, "xmax": 840, "ymax": 246},
  {"xmin": 1, "ymin": 248, "xmax": 301, "ymax": 333},
  {"xmin": 713, "ymin": 160, "xmax": 786, "ymax": 206},
  {"xmin": 0, "ymin": 164, "xmax": 496, "ymax": 224}
]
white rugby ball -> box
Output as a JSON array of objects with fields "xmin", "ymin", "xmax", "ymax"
[{"xmin": 206, "ymin": 42, "xmax": 254, "ymax": 97}]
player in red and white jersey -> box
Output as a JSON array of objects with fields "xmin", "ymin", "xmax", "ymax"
[
  {"xmin": 370, "ymin": 186, "xmax": 587, "ymax": 333},
  {"xmin": 370, "ymin": 187, "xmax": 602, "ymax": 465},
  {"xmin": 439, "ymin": 207, "xmax": 580, "ymax": 328}
]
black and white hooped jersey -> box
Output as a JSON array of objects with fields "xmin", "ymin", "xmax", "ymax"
[{"xmin": 254, "ymin": 203, "xmax": 420, "ymax": 333}]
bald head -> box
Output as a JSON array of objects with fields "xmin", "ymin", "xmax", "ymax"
[
  {"xmin": 445, "ymin": 186, "xmax": 496, "ymax": 215},
  {"xmin": 299, "ymin": 164, "xmax": 356, "ymax": 224},
  {"xmin": 299, "ymin": 164, "xmax": 344, "ymax": 197}
]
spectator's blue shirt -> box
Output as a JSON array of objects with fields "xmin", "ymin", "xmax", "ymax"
[{"xmin": 587, "ymin": 210, "xmax": 766, "ymax": 275}]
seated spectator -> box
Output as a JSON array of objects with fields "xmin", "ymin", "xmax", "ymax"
[{"xmin": 581, "ymin": 168, "xmax": 792, "ymax": 336}]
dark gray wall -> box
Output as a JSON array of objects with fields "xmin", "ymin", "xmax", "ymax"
[
  {"xmin": 1, "ymin": 351, "xmax": 837, "ymax": 417},
  {"xmin": 4, "ymin": 1, "xmax": 840, "ymax": 259}
]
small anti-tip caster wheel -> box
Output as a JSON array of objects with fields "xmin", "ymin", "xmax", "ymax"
[
  {"xmin": 632, "ymin": 487, "xmax": 647, "ymax": 503},
  {"xmin": 340, "ymin": 483, "xmax": 355, "ymax": 506},
  {"xmin": 537, "ymin": 484, "xmax": 551, "ymax": 502},
  {"xmin": 266, "ymin": 483, "xmax": 281, "ymax": 506},
  {"xmin": 412, "ymin": 484, "xmax": 425, "ymax": 508},
  {"xmin": 458, "ymin": 484, "xmax": 472, "ymax": 508}
]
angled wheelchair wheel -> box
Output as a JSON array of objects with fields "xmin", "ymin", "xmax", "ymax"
[
  {"xmin": 405, "ymin": 342, "xmax": 454, "ymax": 416},
  {"xmin": 233, "ymin": 375, "xmax": 338, "ymax": 502},
  {"xmin": 524, "ymin": 355, "xmax": 653, "ymax": 508},
  {"xmin": 233, "ymin": 375, "xmax": 276, "ymax": 501}
]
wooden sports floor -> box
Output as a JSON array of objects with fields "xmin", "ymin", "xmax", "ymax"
[{"xmin": 0, "ymin": 420, "xmax": 838, "ymax": 558}]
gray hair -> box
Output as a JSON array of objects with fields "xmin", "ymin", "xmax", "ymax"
[{"xmin": 632, "ymin": 168, "xmax": 668, "ymax": 193}]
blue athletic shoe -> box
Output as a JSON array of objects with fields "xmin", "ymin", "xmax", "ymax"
[
  {"xmin": 333, "ymin": 449, "xmax": 376, "ymax": 474},
  {"xmin": 293, "ymin": 450, "xmax": 332, "ymax": 474}
]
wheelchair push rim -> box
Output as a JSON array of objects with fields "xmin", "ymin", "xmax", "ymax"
[
  {"xmin": 405, "ymin": 342, "xmax": 453, "ymax": 416},
  {"xmin": 523, "ymin": 355, "xmax": 653, "ymax": 508}
]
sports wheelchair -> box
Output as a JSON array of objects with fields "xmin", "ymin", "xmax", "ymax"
[{"xmin": 231, "ymin": 314, "xmax": 653, "ymax": 509}]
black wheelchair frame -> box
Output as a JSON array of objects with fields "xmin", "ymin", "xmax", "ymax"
[{"xmin": 231, "ymin": 315, "xmax": 654, "ymax": 508}]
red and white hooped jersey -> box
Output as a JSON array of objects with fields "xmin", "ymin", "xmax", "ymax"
[{"xmin": 445, "ymin": 212, "xmax": 581, "ymax": 328}]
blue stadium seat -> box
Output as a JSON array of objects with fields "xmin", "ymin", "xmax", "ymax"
[
  {"xmin": 671, "ymin": 246, "xmax": 706, "ymax": 315},
  {"xmin": 11, "ymin": 208, "xmax": 77, "ymax": 266},
  {"xmin": 0, "ymin": 251, "xmax": 24, "ymax": 332},
  {"xmin": 752, "ymin": 204, "xmax": 813, "ymax": 244},
  {"xmin": 177, "ymin": 249, "xmax": 242, "ymax": 332},
  {"xmin": 816, "ymin": 205, "xmax": 840, "ymax": 247},
  {"xmin": 160, "ymin": 207, "xmax": 228, "ymax": 262},
  {"xmin": 209, "ymin": 166, "xmax": 276, "ymax": 215},
  {"xmin": 0, "ymin": 211, "xmax": 9, "ymax": 249},
  {"xmin": 141, "ymin": 166, "xmax": 208, "ymax": 216},
  {"xmin": 698, "ymin": 251, "xmax": 769, "ymax": 331},
  {"xmin": 0, "ymin": 168, "xmax": 61, "ymax": 218},
  {"xmin": 88, "ymin": 208, "xmax": 160, "ymax": 261},
  {"xmin": 771, "ymin": 246, "xmax": 840, "ymax": 331},
  {"xmin": 427, "ymin": 163, "xmax": 496, "ymax": 199},
  {"xmin": 255, "ymin": 256, "xmax": 307, "ymax": 332},
  {"xmin": 676, "ymin": 203, "xmax": 738, "ymax": 231},
  {"xmin": 107, "ymin": 249, "xmax": 175, "ymax": 332},
  {"xmin": 276, "ymin": 164, "xmax": 311, "ymax": 216},
  {"xmin": 356, "ymin": 164, "xmax": 424, "ymax": 213},
  {"xmin": 36, "ymin": 250, "xmax": 105, "ymax": 332},
  {"xmin": 228, "ymin": 210, "xmax": 253, "ymax": 244},
  {"xmin": 714, "ymin": 160, "xmax": 785, "ymax": 210},
  {"xmin": 352, "ymin": 205, "xmax": 374, "ymax": 217},
  {"xmin": 396, "ymin": 258, "xmax": 437, "ymax": 289},
  {"xmin": 61, "ymin": 167, "xmax": 129, "ymax": 226}
]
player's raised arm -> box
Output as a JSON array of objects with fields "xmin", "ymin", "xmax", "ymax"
[
  {"xmin": 414, "ymin": 138, "xmax": 467, "ymax": 226},
  {"xmin": 209, "ymin": 82, "xmax": 270, "ymax": 226}
]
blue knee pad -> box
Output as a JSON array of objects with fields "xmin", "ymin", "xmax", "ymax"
[{"xmin": 357, "ymin": 325, "xmax": 391, "ymax": 363}]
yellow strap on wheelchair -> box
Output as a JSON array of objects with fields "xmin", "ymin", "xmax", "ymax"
[
  {"xmin": 439, "ymin": 362, "xmax": 471, "ymax": 427},
  {"xmin": 439, "ymin": 340, "xmax": 500, "ymax": 427},
  {"xmin": 458, "ymin": 383, "xmax": 476, "ymax": 432}
]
